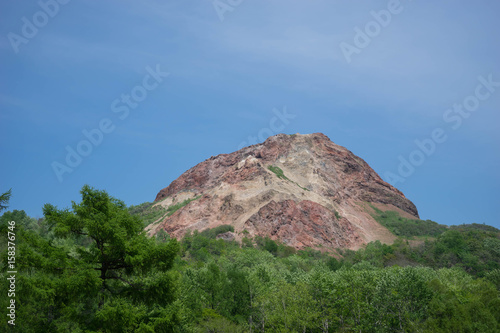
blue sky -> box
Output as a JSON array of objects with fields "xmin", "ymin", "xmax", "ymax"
[{"xmin": 1, "ymin": 0, "xmax": 499, "ymax": 228}]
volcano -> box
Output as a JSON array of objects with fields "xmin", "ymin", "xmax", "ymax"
[{"xmin": 147, "ymin": 133, "xmax": 418, "ymax": 250}]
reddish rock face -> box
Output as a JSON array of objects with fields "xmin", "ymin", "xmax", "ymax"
[
  {"xmin": 245, "ymin": 200, "xmax": 361, "ymax": 249},
  {"xmin": 148, "ymin": 133, "xmax": 419, "ymax": 250}
]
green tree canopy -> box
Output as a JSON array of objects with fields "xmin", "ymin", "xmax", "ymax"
[
  {"xmin": 43, "ymin": 185, "xmax": 179, "ymax": 301},
  {"xmin": 37, "ymin": 185, "xmax": 180, "ymax": 331},
  {"xmin": 0, "ymin": 188, "xmax": 12, "ymax": 212}
]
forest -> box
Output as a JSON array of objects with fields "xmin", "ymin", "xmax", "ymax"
[{"xmin": 1, "ymin": 186, "xmax": 500, "ymax": 332}]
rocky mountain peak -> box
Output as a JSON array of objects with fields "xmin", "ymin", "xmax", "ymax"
[{"xmin": 148, "ymin": 133, "xmax": 418, "ymax": 250}]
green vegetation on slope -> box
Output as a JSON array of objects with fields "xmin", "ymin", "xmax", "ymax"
[
  {"xmin": 128, "ymin": 195, "xmax": 202, "ymax": 228},
  {"xmin": 128, "ymin": 201, "xmax": 167, "ymax": 227},
  {"xmin": 268, "ymin": 165, "xmax": 310, "ymax": 191},
  {"xmin": 268, "ymin": 165, "xmax": 289, "ymax": 180},
  {"xmin": 370, "ymin": 204, "xmax": 449, "ymax": 238},
  {"xmin": 199, "ymin": 224, "xmax": 234, "ymax": 239},
  {"xmin": 167, "ymin": 195, "xmax": 202, "ymax": 216}
]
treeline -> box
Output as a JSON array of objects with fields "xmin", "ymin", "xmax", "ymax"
[
  {"xmin": 176, "ymin": 224, "xmax": 500, "ymax": 332},
  {"xmin": 1, "ymin": 186, "xmax": 500, "ymax": 332}
]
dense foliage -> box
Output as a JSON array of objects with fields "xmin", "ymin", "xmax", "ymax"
[
  {"xmin": 1, "ymin": 186, "xmax": 179, "ymax": 332},
  {"xmin": 175, "ymin": 226, "xmax": 500, "ymax": 332},
  {"xmin": 1, "ymin": 188, "xmax": 499, "ymax": 332}
]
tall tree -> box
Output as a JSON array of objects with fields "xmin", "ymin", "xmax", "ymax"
[{"xmin": 41, "ymin": 185, "xmax": 180, "ymax": 330}]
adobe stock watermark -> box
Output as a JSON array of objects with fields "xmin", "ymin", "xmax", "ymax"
[
  {"xmin": 51, "ymin": 64, "xmax": 169, "ymax": 182},
  {"xmin": 6, "ymin": 220, "xmax": 17, "ymax": 326},
  {"xmin": 384, "ymin": 74, "xmax": 499, "ymax": 185},
  {"xmin": 339, "ymin": 0, "xmax": 412, "ymax": 64},
  {"xmin": 7, "ymin": 0, "xmax": 71, "ymax": 54},
  {"xmin": 213, "ymin": 0, "xmax": 244, "ymax": 22},
  {"xmin": 237, "ymin": 106, "xmax": 296, "ymax": 150}
]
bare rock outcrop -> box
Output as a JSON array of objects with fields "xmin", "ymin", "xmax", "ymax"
[{"xmin": 147, "ymin": 133, "xmax": 419, "ymax": 250}]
